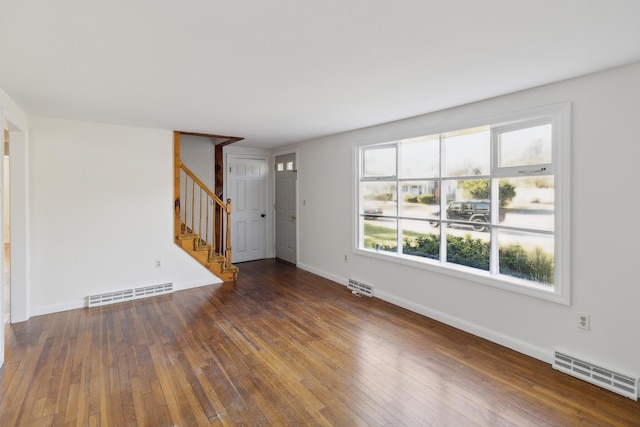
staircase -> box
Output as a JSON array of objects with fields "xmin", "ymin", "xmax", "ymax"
[{"xmin": 175, "ymin": 160, "xmax": 238, "ymax": 281}]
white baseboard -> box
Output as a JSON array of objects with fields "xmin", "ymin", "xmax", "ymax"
[
  {"xmin": 296, "ymin": 262, "xmax": 348, "ymax": 286},
  {"xmin": 374, "ymin": 288, "xmax": 552, "ymax": 364},
  {"xmin": 173, "ymin": 277, "xmax": 223, "ymax": 291},
  {"xmin": 31, "ymin": 299, "xmax": 85, "ymax": 317},
  {"xmin": 29, "ymin": 277, "xmax": 221, "ymax": 318}
]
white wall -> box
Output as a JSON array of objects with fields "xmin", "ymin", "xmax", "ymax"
[
  {"xmin": 0, "ymin": 88, "xmax": 28, "ymax": 132},
  {"xmin": 180, "ymin": 134, "xmax": 216, "ymax": 191},
  {"xmin": 28, "ymin": 117, "xmax": 221, "ymax": 315},
  {"xmin": 293, "ymin": 62, "xmax": 640, "ymax": 376}
]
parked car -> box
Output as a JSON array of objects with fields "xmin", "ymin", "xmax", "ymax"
[
  {"xmin": 363, "ymin": 206, "xmax": 383, "ymax": 219},
  {"xmin": 430, "ymin": 200, "xmax": 503, "ymax": 231},
  {"xmin": 447, "ymin": 200, "xmax": 490, "ymax": 231}
]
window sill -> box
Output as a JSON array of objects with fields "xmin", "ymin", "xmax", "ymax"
[{"xmin": 353, "ymin": 247, "xmax": 569, "ymax": 305}]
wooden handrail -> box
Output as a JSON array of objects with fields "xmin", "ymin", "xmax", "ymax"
[
  {"xmin": 180, "ymin": 162, "xmax": 226, "ymax": 208},
  {"xmin": 178, "ymin": 161, "xmax": 233, "ymax": 269}
]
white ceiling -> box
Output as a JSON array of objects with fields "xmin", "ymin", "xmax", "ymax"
[{"xmin": 1, "ymin": 1, "xmax": 640, "ymax": 148}]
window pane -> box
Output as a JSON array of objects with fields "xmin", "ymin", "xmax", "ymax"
[
  {"xmin": 442, "ymin": 127, "xmax": 490, "ymax": 177},
  {"xmin": 363, "ymin": 146, "xmax": 396, "ymax": 177},
  {"xmin": 443, "ymin": 178, "xmax": 490, "ymax": 203},
  {"xmin": 498, "ymin": 230, "xmax": 554, "ymax": 285},
  {"xmin": 363, "ymin": 218, "xmax": 397, "ymax": 253},
  {"xmin": 442, "ymin": 179, "xmax": 491, "ymax": 231},
  {"xmin": 400, "ymin": 180, "xmax": 440, "ymax": 220},
  {"xmin": 361, "ymin": 182, "xmax": 397, "ymax": 217},
  {"xmin": 399, "ymin": 135, "xmax": 439, "ymax": 178},
  {"xmin": 401, "ymin": 219, "xmax": 440, "ymax": 260},
  {"xmin": 277, "ymin": 163, "xmax": 284, "ymax": 172},
  {"xmin": 498, "ymin": 124, "xmax": 552, "ymax": 167},
  {"xmin": 446, "ymin": 231, "xmax": 490, "ymax": 271},
  {"xmin": 499, "ymin": 177, "xmax": 554, "ymax": 231}
]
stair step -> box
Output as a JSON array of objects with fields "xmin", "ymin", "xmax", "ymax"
[
  {"xmin": 209, "ymin": 254, "xmax": 226, "ymax": 263},
  {"xmin": 223, "ymin": 265, "xmax": 239, "ymax": 275},
  {"xmin": 178, "ymin": 232, "xmax": 199, "ymax": 240},
  {"xmin": 209, "ymin": 263, "xmax": 238, "ymax": 281},
  {"xmin": 177, "ymin": 222, "xmax": 237, "ymax": 281}
]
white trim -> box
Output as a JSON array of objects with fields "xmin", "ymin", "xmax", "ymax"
[
  {"xmin": 555, "ymin": 103, "xmax": 571, "ymax": 305},
  {"xmin": 0, "ymin": 111, "xmax": 30, "ymax": 376}
]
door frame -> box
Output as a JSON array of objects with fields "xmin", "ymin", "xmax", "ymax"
[
  {"xmin": 225, "ymin": 153, "xmax": 272, "ymax": 260},
  {"xmin": 272, "ymin": 148, "xmax": 299, "ymax": 264},
  {"xmin": 0, "ymin": 109, "xmax": 30, "ymax": 369}
]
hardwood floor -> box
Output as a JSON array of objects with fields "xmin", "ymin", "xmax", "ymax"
[{"xmin": 1, "ymin": 260, "xmax": 638, "ymax": 426}]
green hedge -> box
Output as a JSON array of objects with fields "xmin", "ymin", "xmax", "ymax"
[
  {"xmin": 499, "ymin": 244, "xmax": 554, "ymax": 284},
  {"xmin": 403, "ymin": 233, "xmax": 553, "ymax": 284},
  {"xmin": 417, "ymin": 194, "xmax": 436, "ymax": 204},
  {"xmin": 403, "ymin": 194, "xmax": 436, "ymax": 204},
  {"xmin": 402, "ymin": 234, "xmax": 439, "ymax": 260},
  {"xmin": 365, "ymin": 222, "xmax": 554, "ymax": 285},
  {"xmin": 446, "ymin": 234, "xmax": 490, "ymax": 271}
]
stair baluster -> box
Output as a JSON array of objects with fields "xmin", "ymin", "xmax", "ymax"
[{"xmin": 175, "ymin": 162, "xmax": 238, "ymax": 281}]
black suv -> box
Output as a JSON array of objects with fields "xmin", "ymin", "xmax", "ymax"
[
  {"xmin": 447, "ymin": 201, "xmax": 490, "ymax": 230},
  {"xmin": 432, "ymin": 200, "xmax": 501, "ymax": 231}
]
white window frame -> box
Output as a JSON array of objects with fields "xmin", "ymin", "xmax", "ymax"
[{"xmin": 354, "ymin": 103, "xmax": 571, "ymax": 305}]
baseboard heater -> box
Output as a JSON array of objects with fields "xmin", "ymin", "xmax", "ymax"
[
  {"xmin": 88, "ymin": 283, "xmax": 173, "ymax": 308},
  {"xmin": 553, "ymin": 351, "xmax": 638, "ymax": 400},
  {"xmin": 347, "ymin": 279, "xmax": 373, "ymax": 297}
]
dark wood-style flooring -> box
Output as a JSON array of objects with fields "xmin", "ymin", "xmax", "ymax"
[{"xmin": 1, "ymin": 259, "xmax": 638, "ymax": 426}]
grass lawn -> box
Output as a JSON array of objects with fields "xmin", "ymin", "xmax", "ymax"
[{"xmin": 363, "ymin": 222, "xmax": 425, "ymax": 249}]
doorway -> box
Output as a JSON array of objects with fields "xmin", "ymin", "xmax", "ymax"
[
  {"xmin": 0, "ymin": 119, "xmax": 28, "ymax": 369},
  {"xmin": 227, "ymin": 156, "xmax": 268, "ymax": 263},
  {"xmin": 2, "ymin": 129, "xmax": 9, "ymax": 324},
  {"xmin": 275, "ymin": 153, "xmax": 297, "ymax": 265}
]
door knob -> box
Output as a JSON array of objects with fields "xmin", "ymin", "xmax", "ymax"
[
  {"xmin": 261, "ymin": 213, "xmax": 266, "ymax": 217},
  {"xmin": 291, "ymin": 215, "xmax": 296, "ymax": 220}
]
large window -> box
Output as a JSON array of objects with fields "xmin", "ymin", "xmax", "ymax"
[{"xmin": 357, "ymin": 104, "xmax": 570, "ymax": 303}]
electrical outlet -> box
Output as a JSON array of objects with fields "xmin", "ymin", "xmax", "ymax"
[
  {"xmin": 155, "ymin": 259, "xmax": 161, "ymax": 269},
  {"xmin": 344, "ymin": 254, "xmax": 348, "ymax": 262},
  {"xmin": 577, "ymin": 313, "xmax": 590, "ymax": 330}
]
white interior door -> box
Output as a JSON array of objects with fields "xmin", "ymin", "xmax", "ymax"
[
  {"xmin": 275, "ymin": 153, "xmax": 297, "ymax": 264},
  {"xmin": 227, "ymin": 156, "xmax": 267, "ymax": 263}
]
